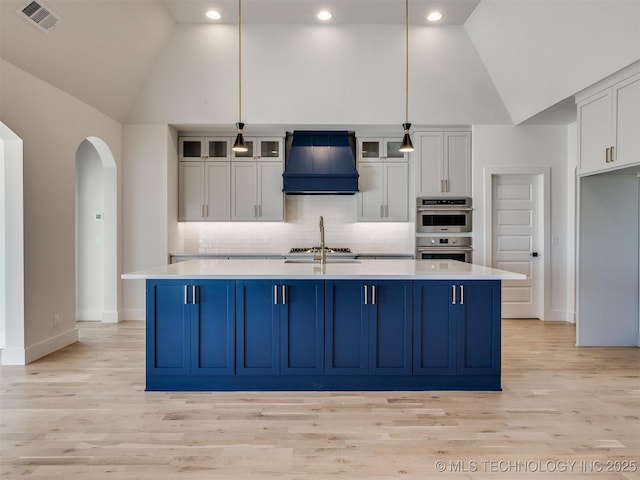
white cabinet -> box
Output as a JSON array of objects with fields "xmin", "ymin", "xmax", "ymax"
[
  {"xmin": 178, "ymin": 162, "xmax": 230, "ymax": 221},
  {"xmin": 232, "ymin": 137, "xmax": 283, "ymax": 162},
  {"xmin": 231, "ymin": 161, "xmax": 284, "ymax": 221},
  {"xmin": 358, "ymin": 138, "xmax": 406, "ymax": 162},
  {"xmin": 179, "ymin": 137, "xmax": 232, "ymax": 161},
  {"xmin": 577, "ymin": 65, "xmax": 640, "ymax": 176},
  {"xmin": 415, "ymin": 131, "xmax": 471, "ymax": 196},
  {"xmin": 358, "ymin": 162, "xmax": 408, "ymax": 222}
]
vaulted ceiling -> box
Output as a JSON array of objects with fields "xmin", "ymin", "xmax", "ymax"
[{"xmin": 1, "ymin": 0, "xmax": 638, "ymax": 124}]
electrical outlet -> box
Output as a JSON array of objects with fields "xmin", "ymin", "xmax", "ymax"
[
  {"xmin": 370, "ymin": 235, "xmax": 376, "ymax": 244},
  {"xmin": 53, "ymin": 314, "xmax": 60, "ymax": 328},
  {"xmin": 552, "ymin": 236, "xmax": 559, "ymax": 246}
]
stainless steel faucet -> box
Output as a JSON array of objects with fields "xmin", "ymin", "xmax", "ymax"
[{"xmin": 315, "ymin": 216, "xmax": 326, "ymax": 264}]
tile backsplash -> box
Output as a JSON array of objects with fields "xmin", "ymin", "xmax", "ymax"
[{"xmin": 175, "ymin": 195, "xmax": 414, "ymax": 255}]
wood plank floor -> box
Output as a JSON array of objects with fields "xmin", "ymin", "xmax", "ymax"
[{"xmin": 1, "ymin": 320, "xmax": 638, "ymax": 479}]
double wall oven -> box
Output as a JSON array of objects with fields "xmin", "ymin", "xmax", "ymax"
[{"xmin": 416, "ymin": 197, "xmax": 473, "ymax": 263}]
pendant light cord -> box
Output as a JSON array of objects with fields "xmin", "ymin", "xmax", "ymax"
[
  {"xmin": 238, "ymin": 0, "xmax": 242, "ymax": 123},
  {"xmin": 404, "ymin": 0, "xmax": 409, "ymax": 124}
]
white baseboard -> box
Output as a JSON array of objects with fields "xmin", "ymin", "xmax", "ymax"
[
  {"xmin": 547, "ymin": 309, "xmax": 574, "ymax": 323},
  {"xmin": 76, "ymin": 308, "xmax": 102, "ymax": 321},
  {"xmin": 1, "ymin": 328, "xmax": 78, "ymax": 365}
]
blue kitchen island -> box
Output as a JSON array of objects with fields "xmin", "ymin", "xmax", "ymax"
[{"xmin": 122, "ymin": 259, "xmax": 524, "ymax": 392}]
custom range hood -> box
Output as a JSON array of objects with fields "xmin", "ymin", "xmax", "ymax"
[{"xmin": 283, "ymin": 130, "xmax": 359, "ymax": 194}]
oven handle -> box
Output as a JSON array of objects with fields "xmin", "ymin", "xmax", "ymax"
[
  {"xmin": 417, "ymin": 206, "xmax": 473, "ymax": 212},
  {"xmin": 416, "ymin": 247, "xmax": 473, "ymax": 252}
]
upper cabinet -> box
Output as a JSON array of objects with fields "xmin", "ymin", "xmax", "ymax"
[
  {"xmin": 232, "ymin": 137, "xmax": 283, "ymax": 162},
  {"xmin": 357, "ymin": 137, "xmax": 409, "ymax": 222},
  {"xmin": 179, "ymin": 137, "xmax": 232, "ymax": 161},
  {"xmin": 178, "ymin": 135, "xmax": 284, "ymax": 222},
  {"xmin": 358, "ymin": 138, "xmax": 406, "ymax": 162},
  {"xmin": 415, "ymin": 131, "xmax": 471, "ymax": 197},
  {"xmin": 576, "ymin": 63, "xmax": 640, "ymax": 176}
]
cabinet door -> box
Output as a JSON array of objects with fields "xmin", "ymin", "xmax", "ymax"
[
  {"xmin": 191, "ymin": 281, "xmax": 235, "ymax": 375},
  {"xmin": 444, "ymin": 132, "xmax": 471, "ymax": 196},
  {"xmin": 325, "ymin": 281, "xmax": 368, "ymax": 374},
  {"xmin": 413, "ymin": 282, "xmax": 456, "ymax": 375},
  {"xmin": 179, "ymin": 137, "xmax": 204, "ymax": 161},
  {"xmin": 204, "ymin": 162, "xmax": 231, "ymax": 221},
  {"xmin": 359, "ymin": 139, "xmax": 382, "ymax": 162},
  {"xmin": 231, "ymin": 162, "xmax": 258, "ymax": 220},
  {"xmin": 578, "ymin": 89, "xmax": 613, "ymax": 174},
  {"xmin": 257, "ymin": 162, "xmax": 284, "ymax": 221},
  {"xmin": 456, "ymin": 281, "xmax": 501, "ymax": 375},
  {"xmin": 357, "ymin": 162, "xmax": 384, "ymax": 221},
  {"xmin": 384, "ymin": 163, "xmax": 408, "ymax": 221},
  {"xmin": 205, "ymin": 138, "xmax": 231, "ymax": 161},
  {"xmin": 416, "ymin": 132, "xmax": 444, "ymax": 195},
  {"xmin": 235, "ymin": 281, "xmax": 279, "ymax": 375},
  {"xmin": 384, "ymin": 138, "xmax": 405, "ymax": 161},
  {"xmin": 178, "ymin": 162, "xmax": 204, "ymax": 221},
  {"xmin": 280, "ymin": 281, "xmax": 324, "ymax": 375},
  {"xmin": 368, "ymin": 282, "xmax": 412, "ymax": 375},
  {"xmin": 146, "ymin": 280, "xmax": 190, "ymax": 376},
  {"xmin": 258, "ymin": 138, "xmax": 283, "ymax": 161},
  {"xmin": 232, "ymin": 139, "xmax": 255, "ymax": 160},
  {"xmin": 614, "ymin": 73, "xmax": 640, "ymax": 168}
]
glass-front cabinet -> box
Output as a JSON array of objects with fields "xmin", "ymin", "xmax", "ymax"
[
  {"xmin": 233, "ymin": 137, "xmax": 283, "ymax": 161},
  {"xmin": 358, "ymin": 138, "xmax": 406, "ymax": 162},
  {"xmin": 179, "ymin": 137, "xmax": 232, "ymax": 161}
]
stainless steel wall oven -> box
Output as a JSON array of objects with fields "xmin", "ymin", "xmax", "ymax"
[
  {"xmin": 416, "ymin": 197, "xmax": 472, "ymax": 233},
  {"xmin": 416, "ymin": 236, "xmax": 473, "ymax": 263}
]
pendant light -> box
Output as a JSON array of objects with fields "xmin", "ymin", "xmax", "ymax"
[
  {"xmin": 399, "ymin": 0, "xmax": 414, "ymax": 153},
  {"xmin": 232, "ymin": 0, "xmax": 248, "ymax": 153}
]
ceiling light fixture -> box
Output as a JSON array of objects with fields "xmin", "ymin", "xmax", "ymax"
[
  {"xmin": 317, "ymin": 10, "xmax": 332, "ymax": 21},
  {"xmin": 427, "ymin": 11, "xmax": 443, "ymax": 22},
  {"xmin": 232, "ymin": 0, "xmax": 248, "ymax": 153},
  {"xmin": 206, "ymin": 10, "xmax": 222, "ymax": 20},
  {"xmin": 399, "ymin": 0, "xmax": 414, "ymax": 153}
]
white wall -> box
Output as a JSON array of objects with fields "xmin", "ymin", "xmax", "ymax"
[
  {"xmin": 465, "ymin": 0, "xmax": 640, "ymax": 124},
  {"xmin": 122, "ymin": 124, "xmax": 171, "ymax": 320},
  {"xmin": 76, "ymin": 140, "xmax": 105, "ymax": 321},
  {"xmin": 0, "ymin": 60, "xmax": 122, "ymax": 363},
  {"xmin": 0, "ymin": 122, "xmax": 24, "ymax": 362},
  {"xmin": 127, "ymin": 24, "xmax": 510, "ymax": 125},
  {"xmin": 472, "ymin": 125, "xmax": 572, "ymax": 321}
]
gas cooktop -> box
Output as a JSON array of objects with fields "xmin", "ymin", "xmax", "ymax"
[{"xmin": 289, "ymin": 247, "xmax": 352, "ymax": 254}]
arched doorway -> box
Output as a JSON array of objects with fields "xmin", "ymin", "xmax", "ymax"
[{"xmin": 75, "ymin": 137, "xmax": 117, "ymax": 323}]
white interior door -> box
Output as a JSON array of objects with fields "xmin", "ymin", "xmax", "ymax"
[{"xmin": 492, "ymin": 174, "xmax": 542, "ymax": 319}]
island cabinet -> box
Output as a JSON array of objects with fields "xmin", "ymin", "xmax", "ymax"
[
  {"xmin": 235, "ymin": 280, "xmax": 324, "ymax": 376},
  {"xmin": 146, "ymin": 280, "xmax": 235, "ymax": 381},
  {"xmin": 144, "ymin": 277, "xmax": 502, "ymax": 391},
  {"xmin": 325, "ymin": 281, "xmax": 412, "ymax": 375},
  {"xmin": 414, "ymin": 281, "xmax": 501, "ymax": 379}
]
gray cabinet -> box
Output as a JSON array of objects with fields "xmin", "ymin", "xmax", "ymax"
[
  {"xmin": 415, "ymin": 131, "xmax": 471, "ymax": 196},
  {"xmin": 577, "ymin": 64, "xmax": 640, "ymax": 176}
]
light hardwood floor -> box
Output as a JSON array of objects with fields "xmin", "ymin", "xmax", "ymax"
[{"xmin": 1, "ymin": 320, "xmax": 638, "ymax": 479}]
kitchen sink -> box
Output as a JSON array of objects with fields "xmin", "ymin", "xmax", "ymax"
[{"xmin": 283, "ymin": 259, "xmax": 361, "ymax": 264}]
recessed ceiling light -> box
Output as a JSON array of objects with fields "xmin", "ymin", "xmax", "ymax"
[
  {"xmin": 206, "ymin": 10, "xmax": 222, "ymax": 20},
  {"xmin": 317, "ymin": 10, "xmax": 332, "ymax": 21},
  {"xmin": 427, "ymin": 11, "xmax": 443, "ymax": 22}
]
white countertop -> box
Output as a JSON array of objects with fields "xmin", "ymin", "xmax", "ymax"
[{"xmin": 122, "ymin": 259, "xmax": 525, "ymax": 281}]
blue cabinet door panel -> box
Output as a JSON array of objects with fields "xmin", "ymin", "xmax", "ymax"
[
  {"xmin": 325, "ymin": 281, "xmax": 368, "ymax": 374},
  {"xmin": 236, "ymin": 281, "xmax": 279, "ymax": 375},
  {"xmin": 457, "ymin": 281, "xmax": 501, "ymax": 375},
  {"xmin": 192, "ymin": 281, "xmax": 235, "ymax": 375},
  {"xmin": 369, "ymin": 282, "xmax": 412, "ymax": 375},
  {"xmin": 413, "ymin": 282, "xmax": 456, "ymax": 375},
  {"xmin": 281, "ymin": 281, "xmax": 324, "ymax": 375},
  {"xmin": 146, "ymin": 281, "xmax": 190, "ymax": 375}
]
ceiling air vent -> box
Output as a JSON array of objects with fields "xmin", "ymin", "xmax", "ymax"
[{"xmin": 17, "ymin": 1, "xmax": 61, "ymax": 33}]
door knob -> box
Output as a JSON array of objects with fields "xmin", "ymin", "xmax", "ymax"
[{"xmin": 531, "ymin": 252, "xmax": 539, "ymax": 257}]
